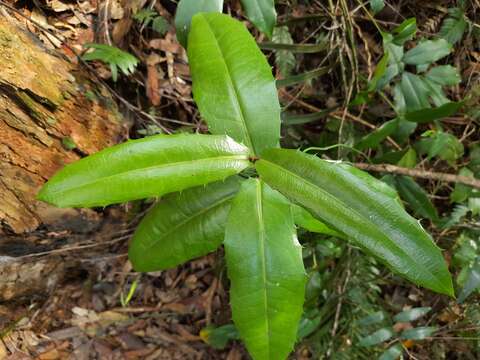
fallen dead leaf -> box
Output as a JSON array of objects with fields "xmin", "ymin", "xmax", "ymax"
[
  {"xmin": 38, "ymin": 348, "xmax": 61, "ymax": 360},
  {"xmin": 47, "ymin": 0, "xmax": 73, "ymax": 12},
  {"xmin": 0, "ymin": 340, "xmax": 8, "ymax": 359},
  {"xmin": 146, "ymin": 54, "xmax": 163, "ymax": 106}
]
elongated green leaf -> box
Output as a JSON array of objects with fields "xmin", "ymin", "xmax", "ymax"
[
  {"xmin": 458, "ymin": 256, "xmax": 480, "ymax": 303},
  {"xmin": 403, "ymin": 39, "xmax": 452, "ymax": 65},
  {"xmin": 368, "ymin": 53, "xmax": 389, "ymax": 91},
  {"xmin": 379, "ymin": 344, "xmax": 403, "ymax": 360},
  {"xmin": 355, "ymin": 119, "xmax": 399, "ymax": 151},
  {"xmin": 276, "ymin": 66, "xmax": 330, "ymax": 88},
  {"xmin": 241, "ymin": 0, "xmax": 276, "ymax": 38},
  {"xmin": 404, "ymin": 102, "xmax": 463, "ymax": 123},
  {"xmin": 256, "ymin": 149, "xmax": 454, "ymax": 296},
  {"xmin": 359, "ymin": 328, "xmax": 394, "ymax": 347},
  {"xmin": 281, "ymin": 109, "xmax": 333, "ymax": 125},
  {"xmin": 358, "ymin": 311, "xmax": 386, "ymax": 326},
  {"xmin": 129, "ymin": 177, "xmax": 241, "ymax": 272},
  {"xmin": 393, "ymin": 307, "xmax": 431, "ymax": 322},
  {"xmin": 392, "ymin": 18, "xmax": 417, "ymax": 45},
  {"xmin": 292, "ymin": 204, "xmax": 342, "ymax": 237},
  {"xmin": 174, "ymin": 0, "xmax": 223, "ymax": 48},
  {"xmin": 394, "ymin": 176, "xmax": 439, "ymax": 221},
  {"xmin": 385, "ymin": 39, "xmax": 404, "ymax": 71},
  {"xmin": 188, "ymin": 13, "xmax": 281, "ymax": 156},
  {"xmin": 259, "ymin": 41, "xmax": 327, "ymax": 53},
  {"xmin": 224, "ymin": 178, "xmax": 306, "ymax": 360},
  {"xmin": 400, "ymin": 72, "xmax": 431, "ymax": 111},
  {"xmin": 400, "ymin": 326, "xmax": 437, "ymax": 340},
  {"xmin": 426, "ymin": 65, "xmax": 461, "ymax": 86},
  {"xmin": 297, "ymin": 312, "xmax": 322, "ymax": 340},
  {"xmin": 38, "ymin": 134, "xmax": 250, "ymax": 208}
]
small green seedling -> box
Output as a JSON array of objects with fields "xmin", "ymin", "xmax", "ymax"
[
  {"xmin": 39, "ymin": 12, "xmax": 453, "ymax": 360},
  {"xmin": 82, "ymin": 43, "xmax": 139, "ymax": 82}
]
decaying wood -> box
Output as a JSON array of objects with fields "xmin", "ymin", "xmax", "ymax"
[
  {"xmin": 0, "ymin": 14, "xmax": 126, "ymax": 301},
  {"xmin": 0, "ymin": 14, "xmax": 125, "ymax": 234}
]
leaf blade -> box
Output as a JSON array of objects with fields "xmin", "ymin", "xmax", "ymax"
[
  {"xmin": 224, "ymin": 178, "xmax": 306, "ymax": 360},
  {"xmin": 174, "ymin": 0, "xmax": 223, "ymax": 48},
  {"xmin": 38, "ymin": 134, "xmax": 250, "ymax": 208},
  {"xmin": 129, "ymin": 177, "xmax": 242, "ymax": 272},
  {"xmin": 188, "ymin": 13, "xmax": 281, "ymax": 155},
  {"xmin": 256, "ymin": 149, "xmax": 453, "ymax": 296},
  {"xmin": 394, "ymin": 176, "xmax": 439, "ymax": 221},
  {"xmin": 403, "ymin": 39, "xmax": 452, "ymax": 65},
  {"xmin": 240, "ymin": 0, "xmax": 277, "ymax": 38}
]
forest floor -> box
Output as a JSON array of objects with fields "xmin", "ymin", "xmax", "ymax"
[{"xmin": 1, "ymin": 0, "xmax": 480, "ymax": 359}]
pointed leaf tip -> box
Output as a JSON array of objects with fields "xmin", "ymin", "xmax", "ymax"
[{"xmin": 256, "ymin": 148, "xmax": 454, "ymax": 297}]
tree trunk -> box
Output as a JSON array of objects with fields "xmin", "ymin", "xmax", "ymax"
[{"xmin": 0, "ymin": 14, "xmax": 125, "ymax": 301}]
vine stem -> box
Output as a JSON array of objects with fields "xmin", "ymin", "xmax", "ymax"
[{"xmin": 354, "ymin": 163, "xmax": 480, "ymax": 189}]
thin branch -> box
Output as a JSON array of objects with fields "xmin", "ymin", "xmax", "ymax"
[{"xmin": 354, "ymin": 163, "xmax": 480, "ymax": 189}]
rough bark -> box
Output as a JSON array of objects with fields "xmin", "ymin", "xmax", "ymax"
[
  {"xmin": 0, "ymin": 14, "xmax": 125, "ymax": 234},
  {"xmin": 0, "ymin": 14, "xmax": 125, "ymax": 301}
]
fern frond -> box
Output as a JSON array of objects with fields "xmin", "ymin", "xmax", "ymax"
[
  {"xmin": 272, "ymin": 26, "xmax": 296, "ymax": 77},
  {"xmin": 82, "ymin": 44, "xmax": 139, "ymax": 81}
]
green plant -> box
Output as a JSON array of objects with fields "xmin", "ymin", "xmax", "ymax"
[
  {"xmin": 439, "ymin": 6, "xmax": 468, "ymax": 45},
  {"xmin": 354, "ymin": 17, "xmax": 463, "ymax": 151},
  {"xmin": 133, "ymin": 9, "xmax": 169, "ymax": 35},
  {"xmin": 175, "ymin": 0, "xmax": 276, "ymax": 48},
  {"xmin": 82, "ymin": 43, "xmax": 139, "ymax": 82},
  {"xmin": 357, "ymin": 307, "xmax": 437, "ymax": 359},
  {"xmin": 39, "ymin": 11, "xmax": 454, "ymax": 360}
]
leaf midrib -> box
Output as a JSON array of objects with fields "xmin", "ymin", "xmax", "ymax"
[
  {"xmin": 202, "ymin": 16, "xmax": 256, "ymax": 153},
  {"xmin": 254, "ymin": 180, "xmax": 271, "ymax": 358},
  {"xmin": 45, "ymin": 155, "xmax": 248, "ymax": 196},
  {"xmin": 259, "ymin": 158, "xmax": 444, "ymax": 288}
]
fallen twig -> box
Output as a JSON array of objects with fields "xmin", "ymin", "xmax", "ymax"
[{"xmin": 355, "ymin": 163, "xmax": 480, "ymax": 189}]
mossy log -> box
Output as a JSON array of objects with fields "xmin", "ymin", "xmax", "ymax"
[
  {"xmin": 0, "ymin": 15, "xmax": 124, "ymax": 234},
  {"xmin": 0, "ymin": 14, "xmax": 125, "ymax": 301}
]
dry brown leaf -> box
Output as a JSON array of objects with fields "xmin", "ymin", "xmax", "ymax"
[
  {"xmin": 38, "ymin": 348, "xmax": 61, "ymax": 360},
  {"xmin": 46, "ymin": 0, "xmax": 72, "ymax": 12},
  {"xmin": 108, "ymin": 0, "xmax": 125, "ymax": 20},
  {"xmin": 0, "ymin": 340, "xmax": 8, "ymax": 359},
  {"xmin": 146, "ymin": 54, "xmax": 163, "ymax": 106},
  {"xmin": 149, "ymin": 39, "xmax": 182, "ymax": 54},
  {"xmin": 112, "ymin": 18, "xmax": 133, "ymax": 44}
]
